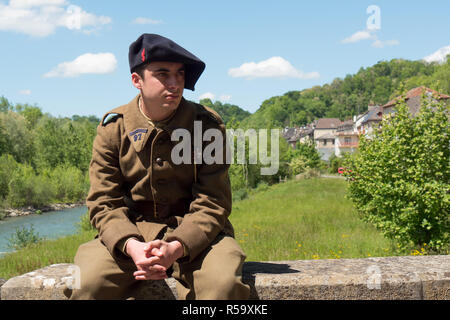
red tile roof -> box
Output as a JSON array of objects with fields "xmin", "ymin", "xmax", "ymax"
[
  {"xmin": 315, "ymin": 118, "xmax": 342, "ymax": 129},
  {"xmin": 383, "ymin": 86, "xmax": 450, "ymax": 108}
]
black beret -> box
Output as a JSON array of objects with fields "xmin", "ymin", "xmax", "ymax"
[{"xmin": 129, "ymin": 34, "xmax": 206, "ymax": 91}]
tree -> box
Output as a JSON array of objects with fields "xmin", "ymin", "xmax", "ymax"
[
  {"xmin": 0, "ymin": 96, "xmax": 12, "ymax": 113},
  {"xmin": 0, "ymin": 118, "xmax": 11, "ymax": 156},
  {"xmin": 343, "ymin": 95, "xmax": 449, "ymax": 252},
  {"xmin": 16, "ymin": 104, "xmax": 43, "ymax": 129},
  {"xmin": 0, "ymin": 111, "xmax": 35, "ymax": 165}
]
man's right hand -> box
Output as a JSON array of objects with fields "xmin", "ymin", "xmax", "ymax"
[{"xmin": 125, "ymin": 239, "xmax": 168, "ymax": 280}]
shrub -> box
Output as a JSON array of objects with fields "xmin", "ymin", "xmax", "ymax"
[
  {"xmin": 328, "ymin": 154, "xmax": 344, "ymax": 174},
  {"xmin": 343, "ymin": 95, "xmax": 449, "ymax": 252},
  {"xmin": 288, "ymin": 155, "xmax": 310, "ymax": 175},
  {"xmin": 232, "ymin": 188, "xmax": 248, "ymax": 202},
  {"xmin": 295, "ymin": 168, "xmax": 321, "ymax": 180},
  {"xmin": 6, "ymin": 163, "xmax": 53, "ymax": 208},
  {"xmin": 77, "ymin": 210, "xmax": 95, "ymax": 232},
  {"xmin": 47, "ymin": 166, "xmax": 88, "ymax": 203},
  {"xmin": 7, "ymin": 224, "xmax": 42, "ymax": 250}
]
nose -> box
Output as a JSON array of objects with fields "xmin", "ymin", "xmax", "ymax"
[{"xmin": 166, "ymin": 74, "xmax": 182, "ymax": 90}]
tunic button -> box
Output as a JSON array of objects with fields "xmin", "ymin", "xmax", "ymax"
[{"xmin": 155, "ymin": 157, "xmax": 163, "ymax": 166}]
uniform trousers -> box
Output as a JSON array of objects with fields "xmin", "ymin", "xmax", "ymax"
[{"xmin": 64, "ymin": 229, "xmax": 250, "ymax": 300}]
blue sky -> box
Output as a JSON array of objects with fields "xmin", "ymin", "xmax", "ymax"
[{"xmin": 0, "ymin": 0, "xmax": 449, "ymax": 118}]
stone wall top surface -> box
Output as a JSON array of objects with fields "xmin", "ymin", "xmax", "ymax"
[{"xmin": 1, "ymin": 255, "xmax": 449, "ymax": 300}]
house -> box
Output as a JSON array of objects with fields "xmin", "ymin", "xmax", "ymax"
[
  {"xmin": 334, "ymin": 119, "xmax": 359, "ymax": 157},
  {"xmin": 356, "ymin": 104, "xmax": 383, "ymax": 138},
  {"xmin": 314, "ymin": 118, "xmax": 342, "ymax": 161},
  {"xmin": 282, "ymin": 124, "xmax": 315, "ymax": 148},
  {"xmin": 383, "ymin": 86, "xmax": 450, "ymax": 116}
]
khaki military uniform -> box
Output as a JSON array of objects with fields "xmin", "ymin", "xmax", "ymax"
[{"xmin": 66, "ymin": 95, "xmax": 250, "ymax": 300}]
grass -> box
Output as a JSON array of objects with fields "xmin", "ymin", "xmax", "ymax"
[
  {"xmin": 0, "ymin": 177, "xmax": 409, "ymax": 280},
  {"xmin": 0, "ymin": 230, "xmax": 96, "ymax": 280},
  {"xmin": 230, "ymin": 178, "xmax": 402, "ymax": 261}
]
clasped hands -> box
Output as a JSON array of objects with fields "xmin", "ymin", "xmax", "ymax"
[{"xmin": 125, "ymin": 239, "xmax": 184, "ymax": 280}]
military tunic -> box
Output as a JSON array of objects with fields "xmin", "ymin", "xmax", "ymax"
[{"xmin": 67, "ymin": 95, "xmax": 249, "ymax": 299}]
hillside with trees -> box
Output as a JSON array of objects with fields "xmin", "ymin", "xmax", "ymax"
[
  {"xmin": 199, "ymin": 98, "xmax": 251, "ymax": 126},
  {"xmin": 231, "ymin": 57, "xmax": 450, "ymax": 129}
]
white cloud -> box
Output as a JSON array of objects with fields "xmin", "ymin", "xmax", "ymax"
[
  {"xmin": 199, "ymin": 92, "xmax": 215, "ymax": 101},
  {"xmin": 341, "ymin": 29, "xmax": 399, "ymax": 49},
  {"xmin": 228, "ymin": 57, "xmax": 320, "ymax": 80},
  {"xmin": 132, "ymin": 17, "xmax": 162, "ymax": 25},
  {"xmin": 0, "ymin": 0, "xmax": 111, "ymax": 37},
  {"xmin": 371, "ymin": 39, "xmax": 400, "ymax": 48},
  {"xmin": 423, "ymin": 45, "xmax": 450, "ymax": 64},
  {"xmin": 44, "ymin": 53, "xmax": 117, "ymax": 78},
  {"xmin": 341, "ymin": 30, "xmax": 373, "ymax": 44},
  {"xmin": 9, "ymin": 0, "xmax": 67, "ymax": 8},
  {"xmin": 19, "ymin": 89, "xmax": 32, "ymax": 95}
]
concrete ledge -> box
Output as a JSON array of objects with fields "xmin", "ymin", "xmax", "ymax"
[{"xmin": 1, "ymin": 255, "xmax": 449, "ymax": 300}]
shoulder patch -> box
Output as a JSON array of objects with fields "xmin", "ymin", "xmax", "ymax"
[{"xmin": 102, "ymin": 113, "xmax": 122, "ymax": 126}]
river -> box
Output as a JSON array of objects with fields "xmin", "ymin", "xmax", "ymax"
[{"xmin": 0, "ymin": 206, "xmax": 87, "ymax": 257}]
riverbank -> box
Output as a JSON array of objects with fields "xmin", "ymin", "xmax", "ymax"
[{"xmin": 0, "ymin": 202, "xmax": 85, "ymax": 219}]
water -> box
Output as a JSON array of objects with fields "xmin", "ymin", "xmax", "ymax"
[{"xmin": 0, "ymin": 206, "xmax": 87, "ymax": 256}]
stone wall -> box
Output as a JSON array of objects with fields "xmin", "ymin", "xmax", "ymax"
[{"xmin": 1, "ymin": 255, "xmax": 449, "ymax": 300}]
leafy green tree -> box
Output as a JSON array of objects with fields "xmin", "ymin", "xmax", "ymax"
[
  {"xmin": 6, "ymin": 162, "xmax": 53, "ymax": 207},
  {"xmin": 200, "ymin": 98, "xmax": 251, "ymax": 125},
  {"xmin": 0, "ymin": 111, "xmax": 35, "ymax": 165},
  {"xmin": 344, "ymin": 96, "xmax": 449, "ymax": 252},
  {"xmin": 0, "ymin": 154, "xmax": 18, "ymax": 199},
  {"xmin": 0, "ymin": 118, "xmax": 11, "ymax": 156},
  {"xmin": 34, "ymin": 117, "xmax": 66, "ymax": 169},
  {"xmin": 0, "ymin": 96, "xmax": 12, "ymax": 113},
  {"xmin": 16, "ymin": 104, "xmax": 43, "ymax": 129}
]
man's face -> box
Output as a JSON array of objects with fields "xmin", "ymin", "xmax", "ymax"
[{"xmin": 134, "ymin": 61, "xmax": 185, "ymax": 113}]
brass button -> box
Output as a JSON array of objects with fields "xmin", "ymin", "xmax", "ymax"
[{"xmin": 155, "ymin": 157, "xmax": 163, "ymax": 165}]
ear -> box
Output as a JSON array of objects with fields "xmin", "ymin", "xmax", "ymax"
[{"xmin": 131, "ymin": 72, "xmax": 143, "ymax": 90}]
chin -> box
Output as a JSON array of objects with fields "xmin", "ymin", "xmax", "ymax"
[{"xmin": 163, "ymin": 99, "xmax": 181, "ymax": 108}]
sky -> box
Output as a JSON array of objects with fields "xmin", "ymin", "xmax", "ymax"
[{"xmin": 0, "ymin": 0, "xmax": 449, "ymax": 118}]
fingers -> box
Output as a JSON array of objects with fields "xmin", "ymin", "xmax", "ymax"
[
  {"xmin": 145, "ymin": 247, "xmax": 163, "ymax": 259},
  {"xmin": 134, "ymin": 271, "xmax": 167, "ymax": 280},
  {"xmin": 133, "ymin": 266, "xmax": 168, "ymax": 280},
  {"xmin": 136, "ymin": 256, "xmax": 163, "ymax": 268},
  {"xmin": 144, "ymin": 240, "xmax": 168, "ymax": 257},
  {"xmin": 144, "ymin": 240, "xmax": 163, "ymax": 255}
]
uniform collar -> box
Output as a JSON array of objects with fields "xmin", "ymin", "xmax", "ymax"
[{"xmin": 123, "ymin": 95, "xmax": 197, "ymax": 153}]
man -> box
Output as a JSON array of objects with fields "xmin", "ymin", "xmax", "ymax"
[{"xmin": 65, "ymin": 34, "xmax": 250, "ymax": 300}]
